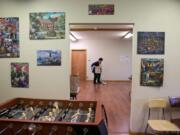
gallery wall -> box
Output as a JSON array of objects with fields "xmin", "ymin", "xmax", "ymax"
[
  {"xmin": 0, "ymin": 0, "xmax": 180, "ymax": 133},
  {"xmin": 70, "ymin": 38, "xmax": 132, "ymax": 81},
  {"xmin": 0, "ymin": 0, "xmax": 70, "ymax": 103}
]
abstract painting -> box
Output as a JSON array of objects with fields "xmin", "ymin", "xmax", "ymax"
[
  {"xmin": 88, "ymin": 4, "xmax": 114, "ymax": 15},
  {"xmin": 37, "ymin": 50, "xmax": 61, "ymax": 66},
  {"xmin": 137, "ymin": 32, "xmax": 165, "ymax": 54},
  {"xmin": 0, "ymin": 17, "xmax": 19, "ymax": 58},
  {"xmin": 140, "ymin": 58, "xmax": 164, "ymax": 87},
  {"xmin": 30, "ymin": 12, "xmax": 65, "ymax": 39},
  {"xmin": 11, "ymin": 63, "xmax": 29, "ymax": 88}
]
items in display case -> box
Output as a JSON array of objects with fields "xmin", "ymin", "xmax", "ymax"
[
  {"xmin": 0, "ymin": 17, "xmax": 19, "ymax": 58},
  {"xmin": 137, "ymin": 32, "xmax": 165, "ymax": 54},
  {"xmin": 140, "ymin": 58, "xmax": 164, "ymax": 87},
  {"xmin": 0, "ymin": 98, "xmax": 108, "ymax": 135},
  {"xmin": 30, "ymin": 12, "xmax": 65, "ymax": 39},
  {"xmin": 37, "ymin": 50, "xmax": 61, "ymax": 66}
]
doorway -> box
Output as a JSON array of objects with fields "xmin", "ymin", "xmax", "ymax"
[
  {"xmin": 71, "ymin": 49, "xmax": 87, "ymax": 81},
  {"xmin": 70, "ymin": 23, "xmax": 133, "ymax": 134}
]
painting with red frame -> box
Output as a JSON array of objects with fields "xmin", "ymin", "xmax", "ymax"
[{"xmin": 88, "ymin": 4, "xmax": 114, "ymax": 15}]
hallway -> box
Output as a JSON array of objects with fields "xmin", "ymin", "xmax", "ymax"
[{"xmin": 77, "ymin": 81, "xmax": 131, "ymax": 135}]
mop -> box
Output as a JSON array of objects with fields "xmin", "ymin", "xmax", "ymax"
[
  {"xmin": 102, "ymin": 81, "xmax": 107, "ymax": 85},
  {"xmin": 101, "ymin": 73, "xmax": 107, "ymax": 85}
]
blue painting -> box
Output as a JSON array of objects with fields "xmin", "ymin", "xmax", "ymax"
[
  {"xmin": 0, "ymin": 17, "xmax": 19, "ymax": 57},
  {"xmin": 37, "ymin": 50, "xmax": 61, "ymax": 66},
  {"xmin": 140, "ymin": 58, "xmax": 164, "ymax": 87},
  {"xmin": 137, "ymin": 32, "xmax": 165, "ymax": 54},
  {"xmin": 30, "ymin": 12, "xmax": 65, "ymax": 39}
]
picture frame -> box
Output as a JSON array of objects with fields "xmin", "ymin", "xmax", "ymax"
[
  {"xmin": 30, "ymin": 12, "xmax": 65, "ymax": 39},
  {"xmin": 137, "ymin": 32, "xmax": 165, "ymax": 54}
]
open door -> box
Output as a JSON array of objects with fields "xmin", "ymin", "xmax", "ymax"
[{"xmin": 71, "ymin": 50, "xmax": 86, "ymax": 81}]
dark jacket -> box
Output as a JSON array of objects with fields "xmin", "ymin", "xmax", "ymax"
[{"xmin": 91, "ymin": 61, "xmax": 100, "ymax": 73}]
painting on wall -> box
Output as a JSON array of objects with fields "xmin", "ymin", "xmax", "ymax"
[
  {"xmin": 137, "ymin": 32, "xmax": 165, "ymax": 54},
  {"xmin": 140, "ymin": 58, "xmax": 164, "ymax": 87},
  {"xmin": 88, "ymin": 4, "xmax": 114, "ymax": 15},
  {"xmin": 37, "ymin": 50, "xmax": 61, "ymax": 66},
  {"xmin": 11, "ymin": 63, "xmax": 29, "ymax": 88},
  {"xmin": 30, "ymin": 12, "xmax": 65, "ymax": 39},
  {"xmin": 0, "ymin": 17, "xmax": 19, "ymax": 58}
]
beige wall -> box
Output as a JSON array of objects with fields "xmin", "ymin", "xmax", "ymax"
[{"xmin": 0, "ymin": 0, "xmax": 180, "ymax": 132}]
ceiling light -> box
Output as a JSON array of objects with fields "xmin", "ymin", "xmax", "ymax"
[
  {"xmin": 120, "ymin": 31, "xmax": 128, "ymax": 37},
  {"xmin": 71, "ymin": 32, "xmax": 82, "ymax": 39},
  {"xmin": 70, "ymin": 32, "xmax": 78, "ymax": 42},
  {"xmin": 124, "ymin": 32, "xmax": 133, "ymax": 39}
]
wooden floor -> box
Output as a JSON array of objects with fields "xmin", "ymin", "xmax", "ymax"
[{"xmin": 77, "ymin": 81, "xmax": 131, "ymax": 135}]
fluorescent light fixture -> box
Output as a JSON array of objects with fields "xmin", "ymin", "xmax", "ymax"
[
  {"xmin": 119, "ymin": 31, "xmax": 128, "ymax": 37},
  {"xmin": 71, "ymin": 32, "xmax": 82, "ymax": 39},
  {"xmin": 124, "ymin": 32, "xmax": 133, "ymax": 39},
  {"xmin": 70, "ymin": 32, "xmax": 78, "ymax": 42}
]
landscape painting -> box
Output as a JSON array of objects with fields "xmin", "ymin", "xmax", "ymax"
[
  {"xmin": 140, "ymin": 58, "xmax": 164, "ymax": 87},
  {"xmin": 137, "ymin": 32, "xmax": 165, "ymax": 54},
  {"xmin": 37, "ymin": 50, "xmax": 61, "ymax": 66},
  {"xmin": 88, "ymin": 4, "xmax": 114, "ymax": 15},
  {"xmin": 30, "ymin": 12, "xmax": 65, "ymax": 39},
  {"xmin": 0, "ymin": 17, "xmax": 19, "ymax": 58},
  {"xmin": 11, "ymin": 63, "xmax": 29, "ymax": 88}
]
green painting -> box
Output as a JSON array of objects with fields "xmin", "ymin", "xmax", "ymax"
[{"xmin": 30, "ymin": 12, "xmax": 65, "ymax": 39}]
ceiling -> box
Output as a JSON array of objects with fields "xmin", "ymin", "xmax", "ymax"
[{"xmin": 70, "ymin": 23, "xmax": 134, "ymax": 40}]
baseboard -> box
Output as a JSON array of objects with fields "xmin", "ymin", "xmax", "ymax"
[
  {"xmin": 130, "ymin": 131, "xmax": 150, "ymax": 135},
  {"xmin": 104, "ymin": 80, "xmax": 131, "ymax": 82},
  {"xmin": 86, "ymin": 80, "xmax": 131, "ymax": 82}
]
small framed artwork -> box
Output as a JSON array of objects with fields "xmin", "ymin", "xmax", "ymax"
[
  {"xmin": 140, "ymin": 58, "xmax": 164, "ymax": 87},
  {"xmin": 30, "ymin": 12, "xmax": 65, "ymax": 39},
  {"xmin": 0, "ymin": 17, "xmax": 19, "ymax": 58},
  {"xmin": 37, "ymin": 50, "xmax": 61, "ymax": 66},
  {"xmin": 11, "ymin": 63, "xmax": 29, "ymax": 88},
  {"xmin": 88, "ymin": 4, "xmax": 114, "ymax": 15},
  {"xmin": 137, "ymin": 32, "xmax": 165, "ymax": 54}
]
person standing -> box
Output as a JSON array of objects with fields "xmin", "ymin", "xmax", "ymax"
[{"xmin": 91, "ymin": 58, "xmax": 103, "ymax": 84}]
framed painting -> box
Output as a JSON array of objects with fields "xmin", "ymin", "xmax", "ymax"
[
  {"xmin": 0, "ymin": 17, "xmax": 19, "ymax": 58},
  {"xmin": 30, "ymin": 12, "xmax": 65, "ymax": 39},
  {"xmin": 88, "ymin": 4, "xmax": 114, "ymax": 15},
  {"xmin": 137, "ymin": 32, "xmax": 165, "ymax": 54},
  {"xmin": 140, "ymin": 58, "xmax": 164, "ymax": 87},
  {"xmin": 11, "ymin": 63, "xmax": 29, "ymax": 88},
  {"xmin": 37, "ymin": 50, "xmax": 61, "ymax": 66}
]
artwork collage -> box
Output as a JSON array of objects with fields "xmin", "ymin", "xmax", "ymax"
[
  {"xmin": 0, "ymin": 12, "xmax": 65, "ymax": 88},
  {"xmin": 138, "ymin": 32, "xmax": 165, "ymax": 87},
  {"xmin": 0, "ymin": 4, "xmax": 115, "ymax": 88},
  {"xmin": 0, "ymin": 5, "xmax": 164, "ymax": 88}
]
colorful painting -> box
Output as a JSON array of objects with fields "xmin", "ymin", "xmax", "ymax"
[
  {"xmin": 30, "ymin": 12, "xmax": 65, "ymax": 39},
  {"xmin": 88, "ymin": 4, "xmax": 114, "ymax": 15},
  {"xmin": 11, "ymin": 63, "xmax": 29, "ymax": 88},
  {"xmin": 137, "ymin": 32, "xmax": 165, "ymax": 54},
  {"xmin": 37, "ymin": 50, "xmax": 61, "ymax": 66},
  {"xmin": 140, "ymin": 58, "xmax": 164, "ymax": 87},
  {"xmin": 0, "ymin": 17, "xmax": 19, "ymax": 58}
]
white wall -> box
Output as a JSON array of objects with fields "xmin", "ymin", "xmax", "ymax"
[
  {"xmin": 71, "ymin": 38, "xmax": 132, "ymax": 81},
  {"xmin": 0, "ymin": 0, "xmax": 180, "ymax": 133}
]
